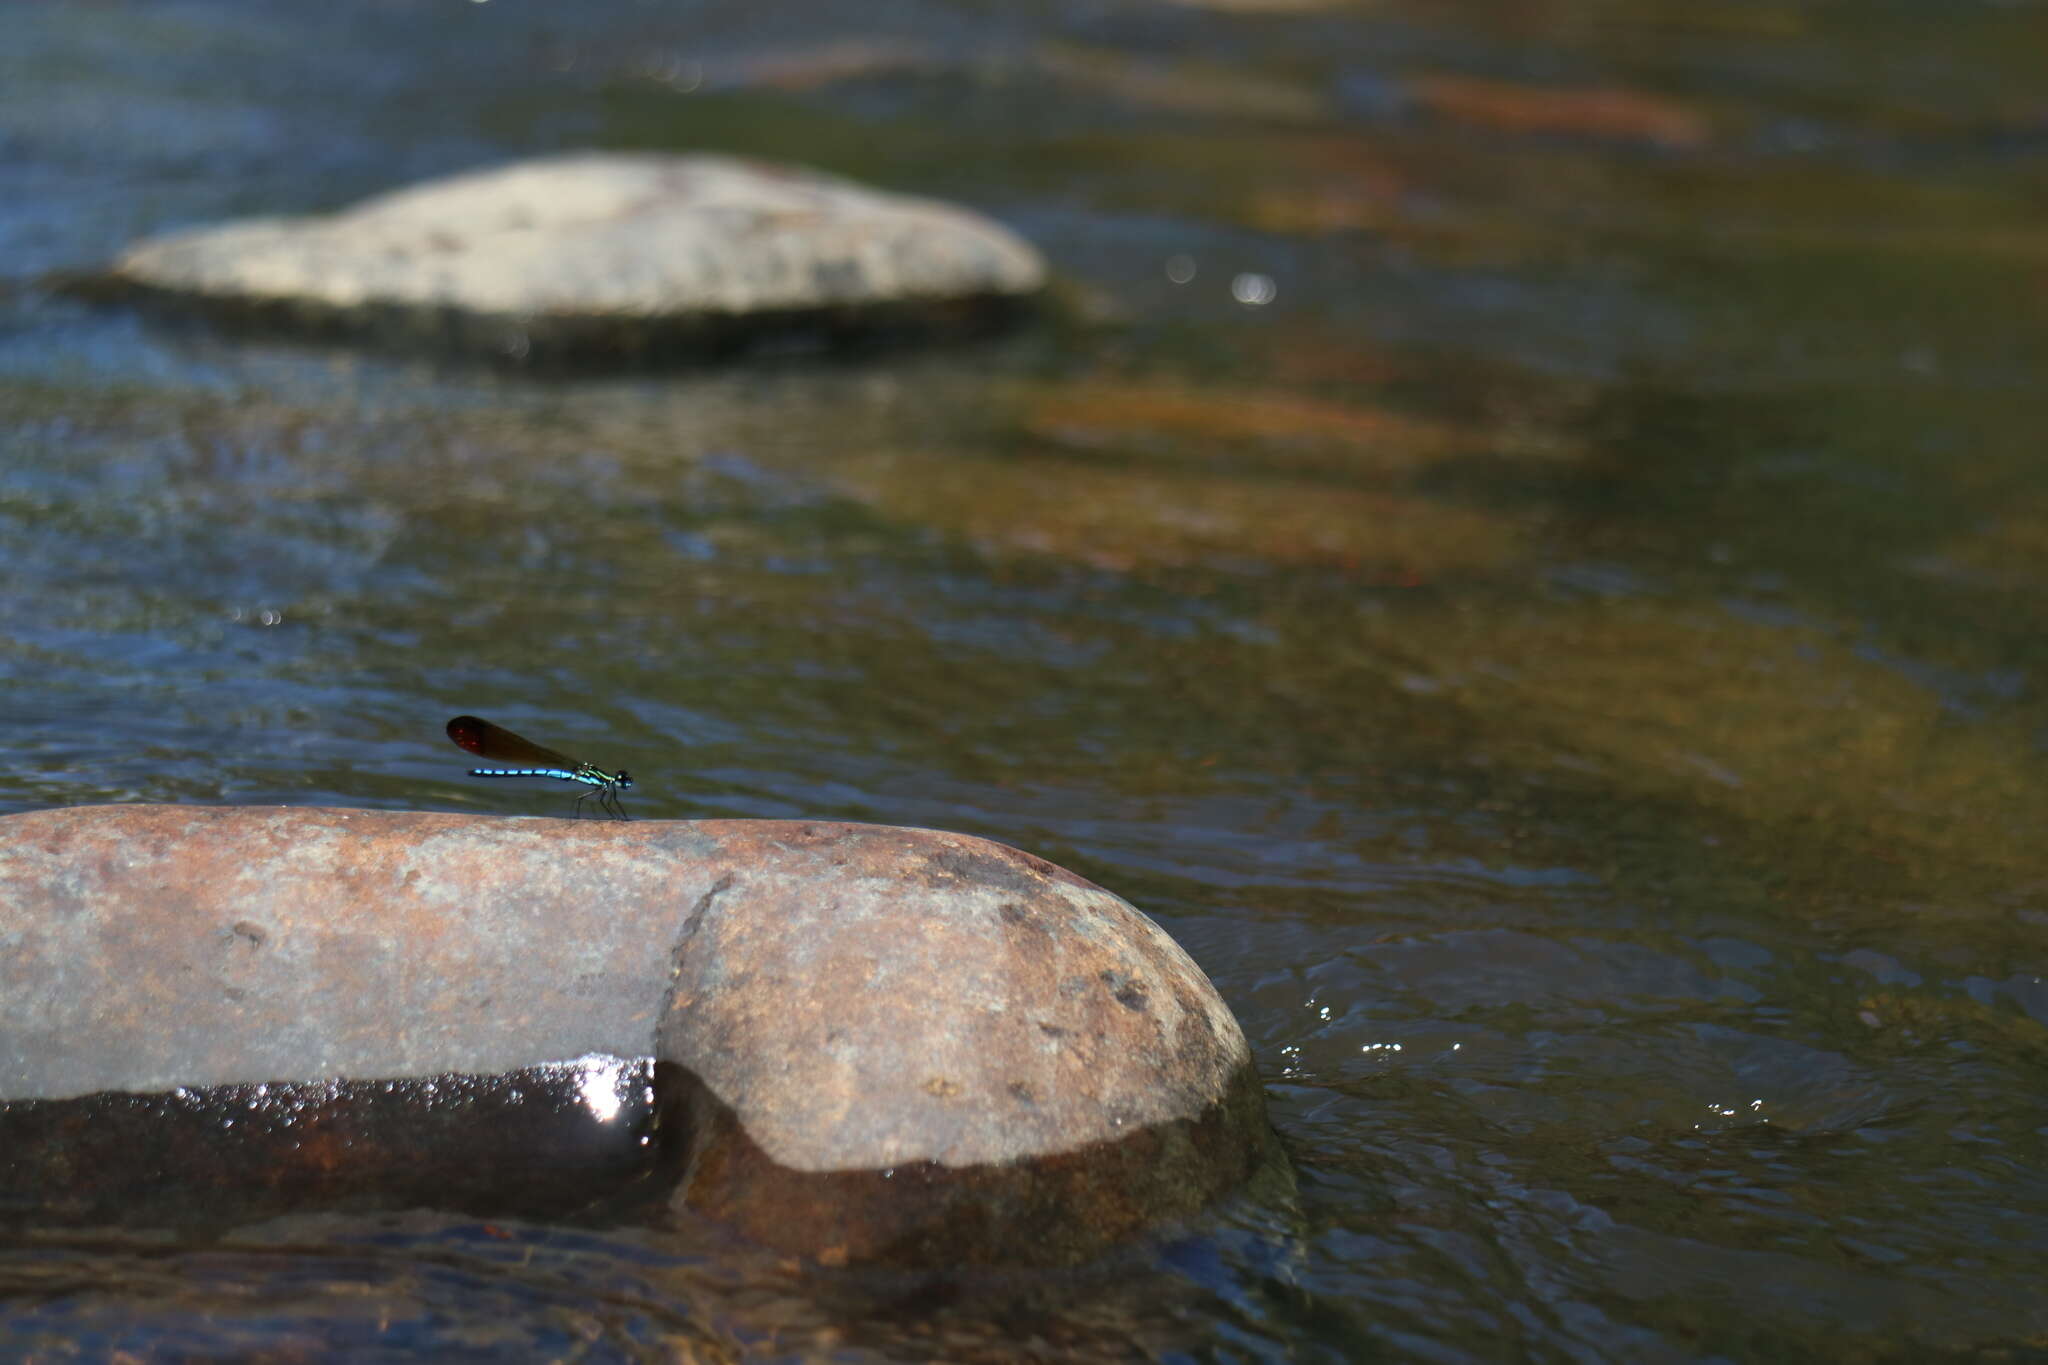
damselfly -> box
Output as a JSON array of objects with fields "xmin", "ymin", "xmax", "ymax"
[{"xmin": 446, "ymin": 715, "xmax": 632, "ymax": 820}]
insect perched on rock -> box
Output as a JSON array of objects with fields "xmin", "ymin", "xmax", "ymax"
[{"xmin": 445, "ymin": 715, "xmax": 632, "ymax": 820}]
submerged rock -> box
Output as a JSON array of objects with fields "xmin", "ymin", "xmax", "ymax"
[
  {"xmin": 0, "ymin": 806, "xmax": 1272, "ymax": 1264},
  {"xmin": 91, "ymin": 153, "xmax": 1045, "ymax": 363}
]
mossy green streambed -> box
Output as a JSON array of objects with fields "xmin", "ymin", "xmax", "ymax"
[{"xmin": 3, "ymin": 0, "xmax": 2046, "ymax": 1358}]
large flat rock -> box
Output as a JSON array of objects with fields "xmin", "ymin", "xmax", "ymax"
[
  {"xmin": 93, "ymin": 153, "xmax": 1046, "ymax": 361},
  {"xmin": 0, "ymin": 805, "xmax": 1275, "ymax": 1263}
]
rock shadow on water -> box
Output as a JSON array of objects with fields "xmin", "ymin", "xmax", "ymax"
[{"xmin": 64, "ymin": 275, "xmax": 1042, "ymax": 374}]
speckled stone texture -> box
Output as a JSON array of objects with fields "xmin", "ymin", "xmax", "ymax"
[
  {"xmin": 93, "ymin": 153, "xmax": 1045, "ymax": 361},
  {"xmin": 0, "ymin": 805, "xmax": 1273, "ymax": 1263},
  {"xmin": 652, "ymin": 821, "xmax": 1275, "ymax": 1264},
  {"xmin": 0, "ymin": 806, "xmax": 716, "ymax": 1098}
]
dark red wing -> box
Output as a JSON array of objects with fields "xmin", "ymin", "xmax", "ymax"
[{"xmin": 445, "ymin": 715, "xmax": 584, "ymax": 769}]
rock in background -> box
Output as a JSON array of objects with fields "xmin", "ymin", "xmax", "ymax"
[{"xmin": 88, "ymin": 154, "xmax": 1046, "ymax": 364}]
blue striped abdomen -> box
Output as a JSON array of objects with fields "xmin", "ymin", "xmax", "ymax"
[{"xmin": 467, "ymin": 766, "xmax": 597, "ymax": 786}]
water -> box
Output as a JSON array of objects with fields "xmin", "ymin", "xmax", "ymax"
[{"xmin": 3, "ymin": 0, "xmax": 2046, "ymax": 1357}]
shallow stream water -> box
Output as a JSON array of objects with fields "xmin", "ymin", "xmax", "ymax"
[{"xmin": 3, "ymin": 0, "xmax": 2046, "ymax": 1358}]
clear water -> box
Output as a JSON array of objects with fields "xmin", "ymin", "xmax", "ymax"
[{"xmin": 3, "ymin": 0, "xmax": 2046, "ymax": 1358}]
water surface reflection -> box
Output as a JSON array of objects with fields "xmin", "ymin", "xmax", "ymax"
[{"xmin": 3, "ymin": 0, "xmax": 2046, "ymax": 1356}]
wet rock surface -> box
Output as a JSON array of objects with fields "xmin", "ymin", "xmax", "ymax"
[
  {"xmin": 0, "ymin": 1058, "xmax": 663, "ymax": 1234},
  {"xmin": 0, "ymin": 805, "xmax": 1272, "ymax": 1264},
  {"xmin": 90, "ymin": 153, "xmax": 1045, "ymax": 362}
]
